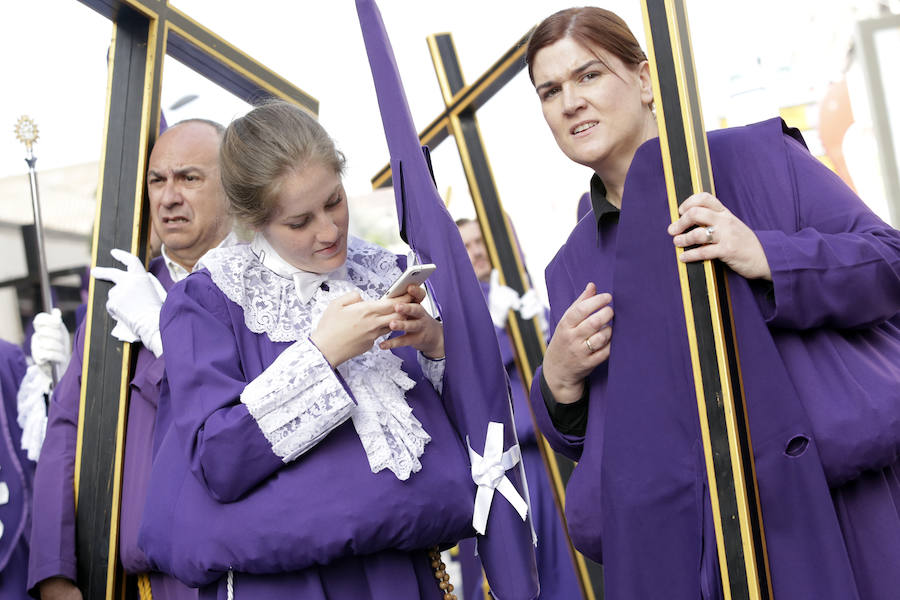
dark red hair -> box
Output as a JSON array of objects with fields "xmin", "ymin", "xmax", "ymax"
[{"xmin": 525, "ymin": 7, "xmax": 646, "ymax": 83}]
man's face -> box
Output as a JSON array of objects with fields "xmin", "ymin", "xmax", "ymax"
[
  {"xmin": 146, "ymin": 122, "xmax": 230, "ymax": 271},
  {"xmin": 458, "ymin": 220, "xmax": 492, "ymax": 282}
]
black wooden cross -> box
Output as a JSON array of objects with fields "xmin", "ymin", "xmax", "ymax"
[
  {"xmin": 71, "ymin": 2, "xmax": 317, "ymax": 598},
  {"xmin": 371, "ymin": 29, "xmax": 602, "ymax": 600},
  {"xmin": 641, "ymin": 0, "xmax": 771, "ymax": 598}
]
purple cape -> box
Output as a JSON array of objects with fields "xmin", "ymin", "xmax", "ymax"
[
  {"xmin": 27, "ymin": 258, "xmax": 194, "ymax": 599},
  {"xmin": 0, "ymin": 340, "xmax": 29, "ymax": 599},
  {"xmin": 138, "ymin": 257, "xmax": 476, "ymax": 595},
  {"xmin": 355, "ymin": 1, "xmax": 538, "ymax": 597},
  {"xmin": 530, "ymin": 118, "xmax": 900, "ymax": 598}
]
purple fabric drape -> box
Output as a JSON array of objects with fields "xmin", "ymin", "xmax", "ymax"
[{"xmin": 355, "ymin": 1, "xmax": 539, "ymax": 597}]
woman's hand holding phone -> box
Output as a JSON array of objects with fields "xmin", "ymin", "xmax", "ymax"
[{"xmin": 379, "ymin": 283, "xmax": 444, "ymax": 359}]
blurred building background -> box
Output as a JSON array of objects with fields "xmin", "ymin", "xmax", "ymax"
[{"xmin": 1, "ymin": 0, "xmax": 898, "ymax": 345}]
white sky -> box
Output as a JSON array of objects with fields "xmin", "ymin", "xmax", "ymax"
[{"xmin": 0, "ymin": 0, "xmax": 894, "ymax": 299}]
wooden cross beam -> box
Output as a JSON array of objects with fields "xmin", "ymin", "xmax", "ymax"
[
  {"xmin": 71, "ymin": 2, "xmax": 317, "ymax": 598},
  {"xmin": 370, "ymin": 30, "xmax": 530, "ymax": 189},
  {"xmin": 641, "ymin": 0, "xmax": 772, "ymax": 598},
  {"xmin": 371, "ymin": 30, "xmax": 602, "ymax": 600}
]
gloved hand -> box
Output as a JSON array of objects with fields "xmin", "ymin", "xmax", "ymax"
[
  {"xmin": 31, "ymin": 308, "xmax": 71, "ymax": 377},
  {"xmin": 92, "ymin": 249, "xmax": 167, "ymax": 358},
  {"xmin": 517, "ymin": 288, "xmax": 545, "ymax": 321},
  {"xmin": 518, "ymin": 288, "xmax": 550, "ymax": 336},
  {"xmin": 487, "ymin": 269, "xmax": 521, "ymax": 329}
]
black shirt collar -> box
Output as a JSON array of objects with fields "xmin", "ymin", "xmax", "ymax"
[{"xmin": 590, "ymin": 173, "xmax": 620, "ymax": 231}]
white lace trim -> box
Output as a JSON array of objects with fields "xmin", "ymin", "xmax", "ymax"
[
  {"xmin": 240, "ymin": 337, "xmax": 355, "ymax": 461},
  {"xmin": 204, "ymin": 237, "xmax": 431, "ymax": 480},
  {"xmin": 16, "ymin": 364, "xmax": 49, "ymax": 462},
  {"xmin": 417, "ymin": 353, "xmax": 445, "ymax": 394},
  {"xmin": 199, "ymin": 237, "xmax": 401, "ymax": 343}
]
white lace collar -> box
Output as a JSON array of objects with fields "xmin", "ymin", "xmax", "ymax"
[
  {"xmin": 248, "ymin": 234, "xmax": 348, "ymax": 304},
  {"xmin": 202, "ymin": 236, "xmax": 433, "ymax": 480},
  {"xmin": 199, "ymin": 236, "xmax": 402, "ymax": 343}
]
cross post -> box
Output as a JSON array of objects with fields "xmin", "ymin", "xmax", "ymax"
[
  {"xmin": 71, "ymin": 2, "xmax": 317, "ymax": 597},
  {"xmin": 641, "ymin": 0, "xmax": 772, "ymax": 597}
]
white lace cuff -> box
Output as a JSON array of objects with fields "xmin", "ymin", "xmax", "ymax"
[
  {"xmin": 240, "ymin": 337, "xmax": 355, "ymax": 462},
  {"xmin": 16, "ymin": 364, "xmax": 49, "ymax": 461},
  {"xmin": 417, "ymin": 353, "xmax": 445, "ymax": 394}
]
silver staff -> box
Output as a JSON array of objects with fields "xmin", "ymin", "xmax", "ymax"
[{"xmin": 15, "ymin": 115, "xmax": 58, "ymax": 384}]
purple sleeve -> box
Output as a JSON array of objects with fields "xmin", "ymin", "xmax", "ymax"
[
  {"xmin": 160, "ymin": 276, "xmax": 286, "ymax": 503},
  {"xmin": 118, "ymin": 348, "xmax": 165, "ymax": 574},
  {"xmin": 754, "ymin": 135, "xmax": 900, "ymax": 330},
  {"xmin": 27, "ymin": 326, "xmax": 84, "ymax": 593},
  {"xmin": 529, "ymin": 372, "xmax": 584, "ymax": 463}
]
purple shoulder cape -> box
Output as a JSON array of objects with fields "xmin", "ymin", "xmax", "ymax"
[{"xmin": 139, "ymin": 264, "xmax": 475, "ymax": 587}]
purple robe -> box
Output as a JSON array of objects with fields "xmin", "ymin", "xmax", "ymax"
[
  {"xmin": 27, "ymin": 258, "xmax": 195, "ymax": 599},
  {"xmin": 0, "ymin": 340, "xmax": 29, "ymax": 599},
  {"xmin": 530, "ymin": 118, "xmax": 900, "ymax": 599},
  {"xmin": 576, "ymin": 192, "xmax": 591, "ymax": 223},
  {"xmin": 140, "ymin": 250, "xmax": 474, "ymax": 599}
]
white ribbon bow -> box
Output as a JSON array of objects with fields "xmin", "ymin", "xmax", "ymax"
[{"xmin": 467, "ymin": 421, "xmax": 528, "ymax": 535}]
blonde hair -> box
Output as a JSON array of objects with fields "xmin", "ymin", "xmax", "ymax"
[{"xmin": 220, "ymin": 100, "xmax": 345, "ymax": 228}]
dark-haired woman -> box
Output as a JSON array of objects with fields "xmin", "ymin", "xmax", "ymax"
[{"xmin": 525, "ymin": 7, "xmax": 900, "ymax": 599}]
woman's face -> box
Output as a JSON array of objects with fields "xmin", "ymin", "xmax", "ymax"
[
  {"xmin": 531, "ymin": 37, "xmax": 654, "ymax": 173},
  {"xmin": 258, "ymin": 161, "xmax": 349, "ymax": 274}
]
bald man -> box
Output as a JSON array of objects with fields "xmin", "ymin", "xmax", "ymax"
[{"xmin": 28, "ymin": 120, "xmax": 234, "ymax": 600}]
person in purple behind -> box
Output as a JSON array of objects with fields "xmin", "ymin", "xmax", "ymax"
[
  {"xmin": 28, "ymin": 118, "xmax": 233, "ymax": 600},
  {"xmin": 525, "ymin": 7, "xmax": 900, "ymax": 600},
  {"xmin": 0, "ymin": 339, "xmax": 29, "ymax": 599},
  {"xmin": 456, "ymin": 218, "xmax": 580, "ymax": 600},
  {"xmin": 148, "ymin": 100, "xmax": 476, "ymax": 599}
]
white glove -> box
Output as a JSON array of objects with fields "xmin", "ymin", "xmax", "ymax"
[
  {"xmin": 517, "ymin": 289, "xmax": 545, "ymax": 321},
  {"xmin": 31, "ymin": 308, "xmax": 71, "ymax": 376},
  {"xmin": 487, "ymin": 269, "xmax": 521, "ymax": 329},
  {"xmin": 92, "ymin": 249, "xmax": 166, "ymax": 358}
]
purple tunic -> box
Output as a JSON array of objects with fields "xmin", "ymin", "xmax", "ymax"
[
  {"xmin": 530, "ymin": 118, "xmax": 900, "ymax": 599},
  {"xmin": 140, "ymin": 245, "xmax": 475, "ymax": 599},
  {"xmin": 0, "ymin": 340, "xmax": 29, "ymax": 599},
  {"xmin": 27, "ymin": 258, "xmax": 195, "ymax": 599}
]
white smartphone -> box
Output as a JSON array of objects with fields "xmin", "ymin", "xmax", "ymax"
[{"xmin": 382, "ymin": 263, "xmax": 437, "ymax": 298}]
